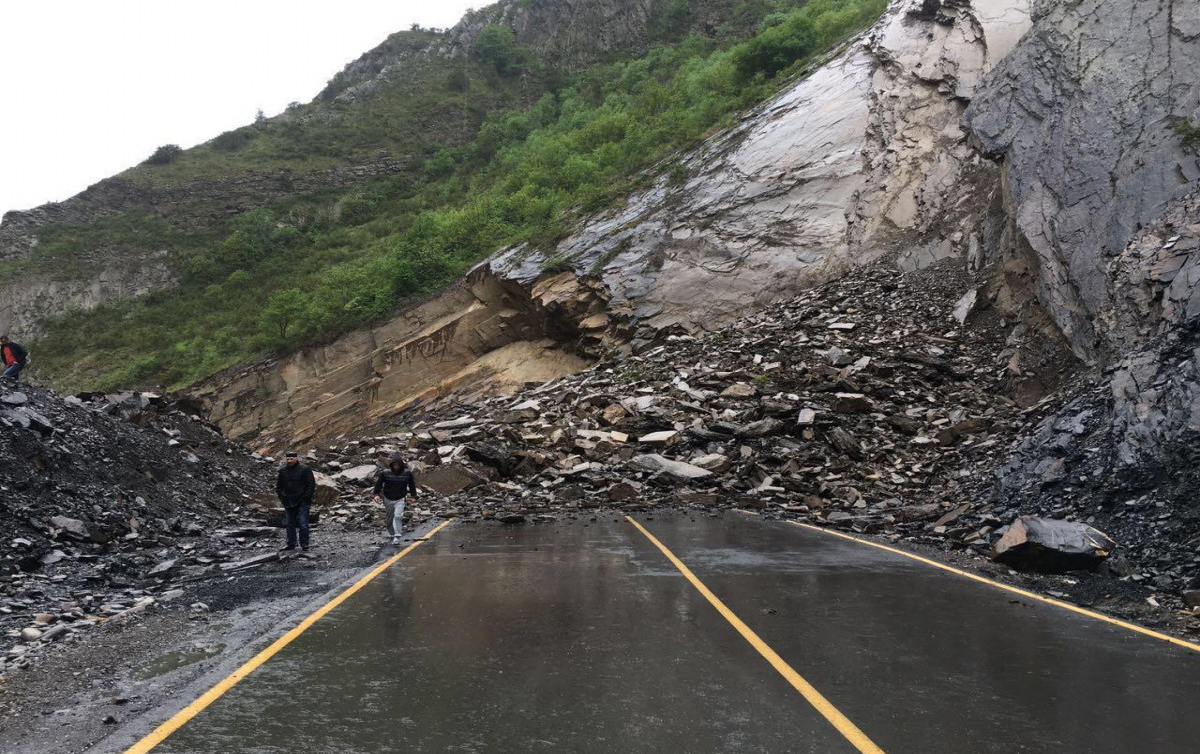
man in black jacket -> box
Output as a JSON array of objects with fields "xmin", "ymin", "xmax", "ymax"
[
  {"xmin": 372, "ymin": 454, "xmax": 417, "ymax": 545},
  {"xmin": 276, "ymin": 451, "xmax": 315, "ymax": 551},
  {"xmin": 0, "ymin": 335, "xmax": 27, "ymax": 383}
]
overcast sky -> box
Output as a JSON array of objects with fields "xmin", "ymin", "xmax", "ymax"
[{"xmin": 0, "ymin": 0, "xmax": 476, "ymax": 218}]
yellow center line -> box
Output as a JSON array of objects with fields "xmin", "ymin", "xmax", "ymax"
[
  {"xmin": 625, "ymin": 515, "xmax": 887, "ymax": 754},
  {"xmin": 791, "ymin": 522, "xmax": 1200, "ymax": 654},
  {"xmin": 122, "ymin": 519, "xmax": 454, "ymax": 754}
]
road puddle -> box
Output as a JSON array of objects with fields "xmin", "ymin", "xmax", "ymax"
[{"xmin": 135, "ymin": 644, "xmax": 226, "ymax": 681}]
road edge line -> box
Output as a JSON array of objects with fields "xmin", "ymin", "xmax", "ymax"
[
  {"xmin": 625, "ymin": 515, "xmax": 888, "ymax": 754},
  {"xmin": 121, "ymin": 519, "xmax": 453, "ymax": 754},
  {"xmin": 791, "ymin": 521, "xmax": 1200, "ymax": 654}
]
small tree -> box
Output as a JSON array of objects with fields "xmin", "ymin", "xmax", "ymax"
[
  {"xmin": 446, "ymin": 67, "xmax": 470, "ymax": 92},
  {"xmin": 144, "ymin": 144, "xmax": 183, "ymax": 165},
  {"xmin": 260, "ymin": 288, "xmax": 309, "ymax": 340},
  {"xmin": 473, "ymin": 24, "xmax": 528, "ymax": 77}
]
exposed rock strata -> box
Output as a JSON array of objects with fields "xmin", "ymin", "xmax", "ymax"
[
  {"xmin": 965, "ymin": 0, "xmax": 1200, "ymax": 360},
  {"xmin": 192, "ymin": 266, "xmax": 618, "ymax": 450}
]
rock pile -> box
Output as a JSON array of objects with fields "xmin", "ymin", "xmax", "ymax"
[
  {"xmin": 322, "ymin": 264, "xmax": 1029, "ymax": 546},
  {"xmin": 0, "ymin": 384, "xmax": 277, "ymax": 673}
]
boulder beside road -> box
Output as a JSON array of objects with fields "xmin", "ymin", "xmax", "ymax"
[{"xmin": 992, "ymin": 516, "xmax": 1115, "ymax": 573}]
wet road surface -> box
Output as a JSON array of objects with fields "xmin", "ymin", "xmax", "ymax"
[{"xmin": 137, "ymin": 512, "xmax": 1200, "ymax": 754}]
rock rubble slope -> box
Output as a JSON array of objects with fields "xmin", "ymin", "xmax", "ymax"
[
  {"xmin": 297, "ymin": 261, "xmax": 1198, "ymax": 633},
  {"xmin": 0, "ymin": 386, "xmax": 276, "ymax": 674}
]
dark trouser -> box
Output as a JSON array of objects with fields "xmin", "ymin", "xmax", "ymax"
[
  {"xmin": 2, "ymin": 363, "xmax": 22, "ymax": 381},
  {"xmin": 284, "ymin": 502, "xmax": 310, "ymax": 548}
]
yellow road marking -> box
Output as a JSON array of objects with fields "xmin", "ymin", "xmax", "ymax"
[
  {"xmin": 625, "ymin": 515, "xmax": 887, "ymax": 754},
  {"xmin": 122, "ymin": 520, "xmax": 453, "ymax": 754},
  {"xmin": 792, "ymin": 522, "xmax": 1200, "ymax": 654}
]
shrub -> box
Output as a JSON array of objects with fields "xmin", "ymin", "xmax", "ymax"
[
  {"xmin": 651, "ymin": 0, "xmax": 693, "ymax": 41},
  {"xmin": 144, "ymin": 144, "xmax": 183, "ymax": 165},
  {"xmin": 1177, "ymin": 118, "xmax": 1200, "ymax": 150},
  {"xmin": 446, "ymin": 67, "xmax": 470, "ymax": 92},
  {"xmin": 212, "ymin": 127, "xmax": 255, "ymax": 152},
  {"xmin": 473, "ymin": 25, "xmax": 529, "ymax": 77}
]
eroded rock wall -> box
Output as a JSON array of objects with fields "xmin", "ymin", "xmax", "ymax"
[
  {"xmin": 192, "ymin": 267, "xmax": 615, "ymax": 449},
  {"xmin": 965, "ymin": 0, "xmax": 1200, "ymax": 360},
  {"xmin": 0, "ymin": 258, "xmax": 175, "ymax": 338}
]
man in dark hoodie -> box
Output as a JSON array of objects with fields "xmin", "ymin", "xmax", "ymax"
[
  {"xmin": 372, "ymin": 454, "xmax": 417, "ymax": 545},
  {"xmin": 276, "ymin": 451, "xmax": 315, "ymax": 551}
]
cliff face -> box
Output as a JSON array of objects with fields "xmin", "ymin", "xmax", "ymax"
[
  {"xmin": 192, "ymin": 265, "xmax": 614, "ymax": 449},
  {"xmin": 966, "ymin": 0, "xmax": 1200, "ymax": 500},
  {"xmin": 966, "ymin": 0, "xmax": 1200, "ymax": 362},
  {"xmin": 491, "ymin": 0, "xmax": 1035, "ymax": 331}
]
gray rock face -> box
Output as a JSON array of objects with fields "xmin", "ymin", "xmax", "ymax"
[
  {"xmin": 966, "ymin": 0, "xmax": 1200, "ymax": 360},
  {"xmin": 971, "ymin": 0, "xmax": 1200, "ymax": 500},
  {"xmin": 0, "ymin": 262, "xmax": 176, "ymax": 339}
]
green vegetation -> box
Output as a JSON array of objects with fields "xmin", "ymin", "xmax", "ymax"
[
  {"xmin": 1177, "ymin": 118, "xmax": 1200, "ymax": 150},
  {"xmin": 0, "ymin": 211, "xmax": 212, "ymax": 282},
  {"xmin": 32, "ymin": 0, "xmax": 887, "ymax": 391},
  {"xmin": 144, "ymin": 144, "xmax": 183, "ymax": 165}
]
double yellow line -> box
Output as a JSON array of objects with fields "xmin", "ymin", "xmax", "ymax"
[{"xmin": 122, "ymin": 521, "xmax": 452, "ymax": 754}]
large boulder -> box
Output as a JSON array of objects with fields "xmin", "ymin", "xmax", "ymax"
[
  {"xmin": 332, "ymin": 464, "xmax": 379, "ymax": 486},
  {"xmin": 312, "ymin": 472, "xmax": 339, "ymax": 507},
  {"xmin": 418, "ymin": 465, "xmax": 485, "ymax": 495},
  {"xmin": 992, "ymin": 516, "xmax": 1115, "ymax": 573},
  {"xmin": 630, "ymin": 454, "xmax": 713, "ymax": 482}
]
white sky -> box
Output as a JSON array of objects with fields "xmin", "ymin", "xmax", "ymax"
[{"xmin": 0, "ymin": 0, "xmax": 476, "ymax": 217}]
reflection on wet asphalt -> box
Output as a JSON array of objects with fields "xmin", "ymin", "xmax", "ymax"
[
  {"xmin": 155, "ymin": 515, "xmax": 855, "ymax": 754},
  {"xmin": 152, "ymin": 512, "xmax": 1200, "ymax": 754}
]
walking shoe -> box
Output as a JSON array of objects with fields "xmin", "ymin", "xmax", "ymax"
[
  {"xmin": 281, "ymin": 545, "xmax": 297, "ymax": 551},
  {"xmin": 391, "ymin": 536, "xmax": 402, "ymax": 545}
]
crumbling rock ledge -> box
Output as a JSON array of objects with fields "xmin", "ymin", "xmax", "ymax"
[{"xmin": 192, "ymin": 265, "xmax": 624, "ymax": 451}]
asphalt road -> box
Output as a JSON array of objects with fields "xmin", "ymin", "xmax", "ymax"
[{"xmin": 115, "ymin": 512, "xmax": 1200, "ymax": 754}]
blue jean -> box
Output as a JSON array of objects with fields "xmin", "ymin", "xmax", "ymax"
[
  {"xmin": 284, "ymin": 502, "xmax": 310, "ymax": 548},
  {"xmin": 2, "ymin": 362, "xmax": 22, "ymax": 381}
]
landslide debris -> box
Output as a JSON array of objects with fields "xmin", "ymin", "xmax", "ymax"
[
  {"xmin": 295, "ymin": 261, "xmax": 1196, "ymax": 634},
  {"xmin": 0, "ymin": 386, "xmax": 281, "ymax": 674}
]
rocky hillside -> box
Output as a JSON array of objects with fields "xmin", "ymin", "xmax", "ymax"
[
  {"xmin": 0, "ymin": 0, "xmax": 829, "ymax": 380},
  {"xmin": 0, "ymin": 384, "xmax": 271, "ymax": 673}
]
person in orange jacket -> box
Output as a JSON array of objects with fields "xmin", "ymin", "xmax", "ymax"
[{"xmin": 0, "ymin": 335, "xmax": 27, "ymax": 383}]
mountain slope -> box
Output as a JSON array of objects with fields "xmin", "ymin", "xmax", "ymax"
[{"xmin": 2, "ymin": 0, "xmax": 887, "ymax": 392}]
